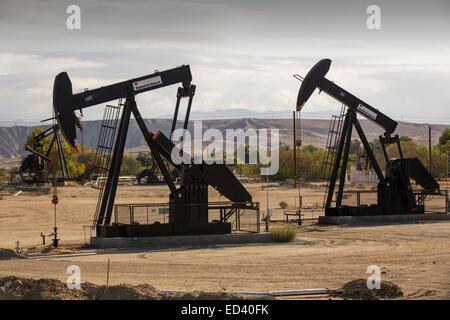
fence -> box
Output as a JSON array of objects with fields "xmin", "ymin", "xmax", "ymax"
[
  {"xmin": 113, "ymin": 201, "xmax": 261, "ymax": 233},
  {"xmin": 269, "ymin": 188, "xmax": 448, "ymax": 226},
  {"xmin": 340, "ymin": 189, "xmax": 378, "ymax": 207},
  {"xmin": 115, "ymin": 202, "xmax": 169, "ymax": 225},
  {"xmin": 339, "ymin": 189, "xmax": 448, "ymax": 213},
  {"xmin": 268, "ymin": 208, "xmax": 323, "ymax": 223},
  {"xmin": 282, "ymin": 209, "xmax": 322, "ymax": 223}
]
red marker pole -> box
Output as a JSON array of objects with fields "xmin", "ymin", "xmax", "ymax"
[{"xmin": 51, "ymin": 161, "xmax": 59, "ymax": 248}]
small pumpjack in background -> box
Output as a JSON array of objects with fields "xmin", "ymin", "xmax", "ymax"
[
  {"xmin": 135, "ymin": 157, "xmax": 178, "ymax": 185},
  {"xmin": 19, "ymin": 124, "xmax": 71, "ymax": 185},
  {"xmin": 296, "ymin": 59, "xmax": 442, "ymax": 217},
  {"xmin": 52, "ymin": 65, "xmax": 259, "ymax": 238}
]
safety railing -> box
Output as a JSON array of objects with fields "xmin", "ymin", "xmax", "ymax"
[{"xmin": 113, "ymin": 201, "xmax": 261, "ymax": 233}]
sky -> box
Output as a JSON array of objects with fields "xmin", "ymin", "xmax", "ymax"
[{"xmin": 0, "ymin": 0, "xmax": 449, "ymax": 125}]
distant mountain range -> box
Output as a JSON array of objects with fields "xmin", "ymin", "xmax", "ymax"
[
  {"xmin": 0, "ymin": 118, "xmax": 447, "ymax": 162},
  {"xmin": 0, "ymin": 108, "xmax": 365, "ymax": 127},
  {"xmin": 156, "ymin": 108, "xmax": 339, "ymax": 120}
]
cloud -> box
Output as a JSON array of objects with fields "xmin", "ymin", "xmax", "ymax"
[
  {"xmin": 0, "ymin": 0, "xmax": 448, "ymax": 124},
  {"xmin": 0, "ymin": 53, "xmax": 107, "ymax": 75}
]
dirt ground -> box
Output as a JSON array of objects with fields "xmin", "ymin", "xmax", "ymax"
[{"xmin": 0, "ymin": 182, "xmax": 449, "ymax": 299}]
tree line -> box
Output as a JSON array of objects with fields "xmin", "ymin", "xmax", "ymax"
[
  {"xmin": 240, "ymin": 128, "xmax": 450, "ymax": 181},
  {"xmin": 9, "ymin": 127, "xmax": 450, "ymax": 183}
]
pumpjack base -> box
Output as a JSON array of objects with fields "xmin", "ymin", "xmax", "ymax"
[
  {"xmin": 96, "ymin": 222, "xmax": 231, "ymax": 238},
  {"xmin": 319, "ymin": 212, "xmax": 450, "ymax": 225},
  {"xmin": 90, "ymin": 232, "xmax": 272, "ymax": 249},
  {"xmin": 325, "ymin": 205, "xmax": 425, "ymax": 217}
]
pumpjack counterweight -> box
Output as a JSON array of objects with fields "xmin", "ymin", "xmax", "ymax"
[{"xmin": 296, "ymin": 59, "xmax": 440, "ymax": 216}]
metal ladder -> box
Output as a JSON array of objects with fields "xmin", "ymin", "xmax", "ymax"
[
  {"xmin": 321, "ymin": 105, "xmax": 346, "ymax": 207},
  {"xmin": 91, "ymin": 101, "xmax": 123, "ymax": 228}
]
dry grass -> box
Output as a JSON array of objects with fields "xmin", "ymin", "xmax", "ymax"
[
  {"xmin": 270, "ymin": 227, "xmax": 298, "ymax": 242},
  {"xmin": 279, "ymin": 201, "xmax": 288, "ymax": 209}
]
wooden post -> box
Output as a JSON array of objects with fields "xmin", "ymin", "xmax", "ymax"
[{"xmin": 106, "ymin": 258, "xmax": 110, "ymax": 286}]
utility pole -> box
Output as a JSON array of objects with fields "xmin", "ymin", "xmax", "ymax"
[
  {"xmin": 429, "ymin": 126, "xmax": 432, "ymax": 175},
  {"xmin": 293, "ymin": 111, "xmax": 297, "ymax": 188},
  {"xmin": 266, "ymin": 174, "xmax": 269, "ymax": 213}
]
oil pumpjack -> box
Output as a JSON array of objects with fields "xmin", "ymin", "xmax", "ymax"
[
  {"xmin": 296, "ymin": 59, "xmax": 440, "ymax": 216},
  {"xmin": 19, "ymin": 124, "xmax": 71, "ymax": 185},
  {"xmin": 52, "ymin": 65, "xmax": 258, "ymax": 237}
]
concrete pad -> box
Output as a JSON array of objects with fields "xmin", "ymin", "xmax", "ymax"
[
  {"xmin": 91, "ymin": 232, "xmax": 273, "ymax": 249},
  {"xmin": 319, "ymin": 213, "xmax": 450, "ymax": 225}
]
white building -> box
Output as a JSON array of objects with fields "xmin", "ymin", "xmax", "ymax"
[{"xmin": 349, "ymin": 165, "xmax": 379, "ymax": 186}]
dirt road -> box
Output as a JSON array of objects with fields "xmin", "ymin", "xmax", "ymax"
[{"xmin": 0, "ymin": 184, "xmax": 449, "ymax": 299}]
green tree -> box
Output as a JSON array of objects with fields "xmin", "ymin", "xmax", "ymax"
[
  {"xmin": 303, "ymin": 145, "xmax": 318, "ymax": 153},
  {"xmin": 0, "ymin": 168, "xmax": 8, "ymax": 181},
  {"xmin": 25, "ymin": 127, "xmax": 47, "ymax": 148},
  {"xmin": 136, "ymin": 152, "xmax": 154, "ymax": 168},
  {"xmin": 23, "ymin": 127, "xmax": 85, "ymax": 179},
  {"xmin": 74, "ymin": 147, "xmax": 97, "ymax": 183},
  {"xmin": 439, "ymin": 128, "xmax": 450, "ymax": 146},
  {"xmin": 349, "ymin": 139, "xmax": 361, "ymax": 155},
  {"xmin": 120, "ymin": 154, "xmax": 143, "ymax": 176},
  {"xmin": 400, "ymin": 135, "xmax": 413, "ymax": 143}
]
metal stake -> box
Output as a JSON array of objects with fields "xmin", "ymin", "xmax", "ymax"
[{"xmin": 106, "ymin": 258, "xmax": 110, "ymax": 286}]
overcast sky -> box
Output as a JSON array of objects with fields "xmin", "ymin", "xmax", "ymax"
[{"xmin": 0, "ymin": 0, "xmax": 449, "ymax": 125}]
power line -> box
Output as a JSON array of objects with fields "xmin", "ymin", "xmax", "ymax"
[{"xmin": 1, "ymin": 111, "xmax": 449, "ymax": 124}]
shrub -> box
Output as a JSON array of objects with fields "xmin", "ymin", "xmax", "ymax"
[
  {"xmin": 279, "ymin": 201, "xmax": 288, "ymax": 209},
  {"xmin": 271, "ymin": 227, "xmax": 297, "ymax": 242}
]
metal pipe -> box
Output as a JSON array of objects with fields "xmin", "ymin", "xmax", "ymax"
[
  {"xmin": 161, "ymin": 288, "xmax": 329, "ymax": 297},
  {"xmin": 270, "ymin": 289, "xmax": 329, "ymax": 296}
]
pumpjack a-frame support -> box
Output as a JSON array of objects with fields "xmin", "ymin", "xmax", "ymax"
[{"xmin": 95, "ymin": 89, "xmax": 197, "ymax": 227}]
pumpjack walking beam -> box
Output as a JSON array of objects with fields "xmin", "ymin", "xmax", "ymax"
[
  {"xmin": 297, "ymin": 59, "xmax": 397, "ymax": 135},
  {"xmin": 53, "ymin": 65, "xmax": 193, "ymax": 149}
]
